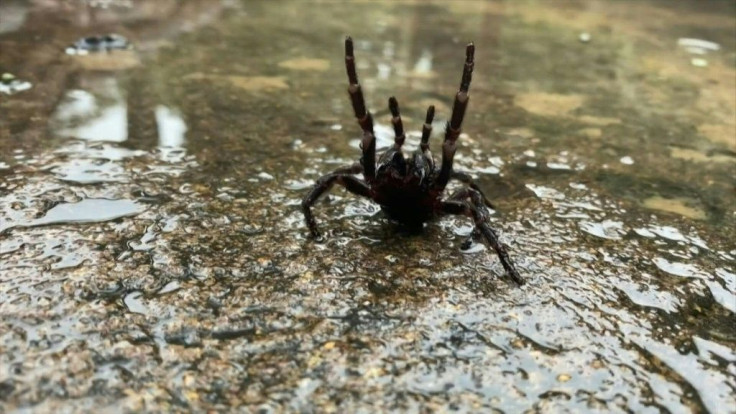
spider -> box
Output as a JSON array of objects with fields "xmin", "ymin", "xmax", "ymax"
[{"xmin": 302, "ymin": 36, "xmax": 524, "ymax": 286}]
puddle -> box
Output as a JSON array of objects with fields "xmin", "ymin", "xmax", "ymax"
[
  {"xmin": 579, "ymin": 220, "xmax": 626, "ymax": 240},
  {"xmin": 526, "ymin": 184, "xmax": 566, "ymax": 200},
  {"xmin": 0, "ymin": 199, "xmax": 145, "ymax": 233},
  {"xmin": 652, "ymin": 257, "xmax": 706, "ymax": 278},
  {"xmin": 53, "ymin": 80, "xmax": 129, "ymax": 142},
  {"xmin": 31, "ymin": 198, "xmax": 144, "ymax": 226}
]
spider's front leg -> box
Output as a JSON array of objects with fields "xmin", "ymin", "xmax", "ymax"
[
  {"xmin": 420, "ymin": 105, "xmax": 436, "ymax": 170},
  {"xmin": 442, "ymin": 188, "xmax": 524, "ymax": 285},
  {"xmin": 301, "ymin": 164, "xmax": 371, "ymax": 239},
  {"xmin": 434, "ymin": 42, "xmax": 475, "ymax": 192},
  {"xmin": 345, "ymin": 36, "xmax": 376, "ymax": 182}
]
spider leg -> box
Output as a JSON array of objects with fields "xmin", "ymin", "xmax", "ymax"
[
  {"xmin": 441, "ymin": 188, "xmax": 524, "ymax": 286},
  {"xmin": 302, "ymin": 170, "xmax": 371, "ymax": 238},
  {"xmin": 434, "ymin": 42, "xmax": 474, "ymax": 192},
  {"xmin": 345, "ymin": 36, "xmax": 376, "ymax": 182},
  {"xmin": 450, "ymin": 171, "xmax": 495, "ymax": 209},
  {"xmin": 420, "ymin": 105, "xmax": 436, "ymax": 169},
  {"xmin": 329, "ymin": 163, "xmax": 363, "ymax": 175},
  {"xmin": 388, "ymin": 97, "xmax": 406, "ymax": 148},
  {"xmin": 446, "ymin": 188, "xmax": 483, "ymax": 249}
]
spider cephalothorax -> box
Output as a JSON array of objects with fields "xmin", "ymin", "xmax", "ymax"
[{"xmin": 302, "ymin": 36, "xmax": 524, "ymax": 285}]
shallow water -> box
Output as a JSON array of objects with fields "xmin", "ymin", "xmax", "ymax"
[{"xmin": 1, "ymin": 0, "xmax": 735, "ymax": 412}]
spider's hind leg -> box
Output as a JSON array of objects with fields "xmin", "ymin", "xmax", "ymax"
[
  {"xmin": 450, "ymin": 171, "xmax": 495, "ymax": 209},
  {"xmin": 447, "ymin": 187, "xmax": 482, "ymax": 250},
  {"xmin": 442, "ymin": 188, "xmax": 524, "ymax": 285}
]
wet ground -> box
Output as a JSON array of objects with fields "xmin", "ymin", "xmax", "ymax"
[{"xmin": 1, "ymin": 0, "xmax": 735, "ymax": 412}]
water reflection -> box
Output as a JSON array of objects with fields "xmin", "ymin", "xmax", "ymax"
[
  {"xmin": 154, "ymin": 105, "xmax": 187, "ymax": 148},
  {"xmin": 0, "ymin": 0, "xmax": 28, "ymax": 34},
  {"xmin": 54, "ymin": 78, "xmax": 128, "ymax": 142},
  {"xmin": 412, "ymin": 49, "xmax": 435, "ymax": 78}
]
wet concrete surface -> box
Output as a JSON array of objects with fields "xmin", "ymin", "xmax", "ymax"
[{"xmin": 1, "ymin": 0, "xmax": 735, "ymax": 412}]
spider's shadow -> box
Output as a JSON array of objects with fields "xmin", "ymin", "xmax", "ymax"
[{"xmin": 316, "ymin": 212, "xmax": 505, "ymax": 299}]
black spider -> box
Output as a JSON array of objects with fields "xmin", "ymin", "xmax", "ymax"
[{"xmin": 302, "ymin": 36, "xmax": 523, "ymax": 285}]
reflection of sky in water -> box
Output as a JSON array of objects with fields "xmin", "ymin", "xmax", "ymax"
[
  {"xmin": 677, "ymin": 38, "xmax": 721, "ymax": 67},
  {"xmin": 413, "ymin": 49, "xmax": 433, "ymax": 75},
  {"xmin": 51, "ymin": 158, "xmax": 128, "ymax": 184},
  {"xmin": 33, "ymin": 198, "xmax": 144, "ymax": 226},
  {"xmin": 52, "ymin": 80, "xmax": 187, "ymax": 148},
  {"xmin": 0, "ymin": 1, "xmax": 29, "ymax": 34},
  {"xmin": 677, "ymin": 38, "xmax": 720, "ymax": 54},
  {"xmin": 46, "ymin": 77, "xmax": 190, "ymax": 185},
  {"xmin": 0, "ymin": 199, "xmax": 145, "ymax": 233},
  {"xmin": 155, "ymin": 105, "xmax": 187, "ymax": 148},
  {"xmin": 54, "ymin": 79, "xmax": 128, "ymax": 142}
]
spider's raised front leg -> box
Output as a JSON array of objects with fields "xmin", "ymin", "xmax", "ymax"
[
  {"xmin": 420, "ymin": 105, "xmax": 436, "ymax": 170},
  {"xmin": 434, "ymin": 42, "xmax": 475, "ymax": 192},
  {"xmin": 330, "ymin": 163, "xmax": 364, "ymax": 175},
  {"xmin": 345, "ymin": 36, "xmax": 376, "ymax": 182},
  {"xmin": 388, "ymin": 96, "xmax": 406, "ymax": 148},
  {"xmin": 302, "ymin": 164, "xmax": 371, "ymax": 238},
  {"xmin": 442, "ymin": 187, "xmax": 524, "ymax": 285}
]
